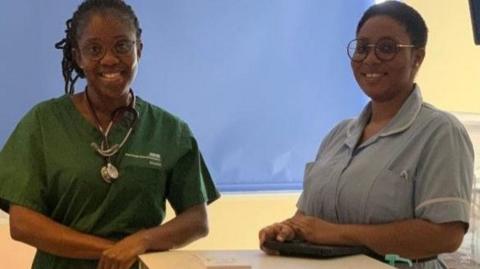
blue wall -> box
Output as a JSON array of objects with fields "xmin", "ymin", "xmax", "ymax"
[{"xmin": 0, "ymin": 1, "xmax": 371, "ymax": 191}]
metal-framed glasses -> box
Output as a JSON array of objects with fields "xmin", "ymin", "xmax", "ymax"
[
  {"xmin": 347, "ymin": 37, "xmax": 415, "ymax": 62},
  {"xmin": 80, "ymin": 39, "xmax": 136, "ymax": 61}
]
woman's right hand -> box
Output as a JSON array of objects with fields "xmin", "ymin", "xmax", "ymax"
[
  {"xmin": 258, "ymin": 222, "xmax": 296, "ymax": 255},
  {"xmin": 97, "ymin": 230, "xmax": 150, "ymax": 269}
]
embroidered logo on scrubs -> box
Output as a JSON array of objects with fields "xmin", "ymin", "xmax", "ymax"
[{"xmin": 125, "ymin": 152, "xmax": 162, "ymax": 167}]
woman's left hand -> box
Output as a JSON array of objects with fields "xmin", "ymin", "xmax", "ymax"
[
  {"xmin": 97, "ymin": 230, "xmax": 150, "ymax": 269},
  {"xmin": 287, "ymin": 215, "xmax": 341, "ymax": 245}
]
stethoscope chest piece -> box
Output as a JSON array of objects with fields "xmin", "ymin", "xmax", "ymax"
[
  {"xmin": 101, "ymin": 163, "xmax": 119, "ymax": 183},
  {"xmin": 85, "ymin": 87, "xmax": 138, "ymax": 184}
]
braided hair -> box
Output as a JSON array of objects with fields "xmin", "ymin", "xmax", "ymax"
[{"xmin": 55, "ymin": 0, "xmax": 142, "ymax": 95}]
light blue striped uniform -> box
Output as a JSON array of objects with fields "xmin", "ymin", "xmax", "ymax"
[{"xmin": 297, "ymin": 86, "xmax": 474, "ymax": 269}]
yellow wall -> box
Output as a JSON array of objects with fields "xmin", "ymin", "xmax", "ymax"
[
  {"xmin": 170, "ymin": 193, "xmax": 300, "ymax": 250},
  {"xmin": 178, "ymin": 0, "xmax": 480, "ymax": 250},
  {"xmin": 406, "ymin": 0, "xmax": 480, "ymax": 113}
]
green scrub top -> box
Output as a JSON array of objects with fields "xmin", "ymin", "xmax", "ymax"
[{"xmin": 0, "ymin": 94, "xmax": 220, "ymax": 269}]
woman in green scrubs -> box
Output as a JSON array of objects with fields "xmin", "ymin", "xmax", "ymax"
[{"xmin": 0, "ymin": 1, "xmax": 219, "ymax": 268}]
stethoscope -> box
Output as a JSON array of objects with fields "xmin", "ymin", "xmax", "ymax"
[{"xmin": 85, "ymin": 87, "xmax": 139, "ymax": 183}]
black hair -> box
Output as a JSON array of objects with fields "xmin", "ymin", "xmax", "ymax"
[
  {"xmin": 55, "ymin": 0, "xmax": 142, "ymax": 95},
  {"xmin": 356, "ymin": 1, "xmax": 428, "ymax": 48}
]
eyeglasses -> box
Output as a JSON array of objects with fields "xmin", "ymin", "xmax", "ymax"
[
  {"xmin": 80, "ymin": 39, "xmax": 136, "ymax": 61},
  {"xmin": 347, "ymin": 37, "xmax": 415, "ymax": 62}
]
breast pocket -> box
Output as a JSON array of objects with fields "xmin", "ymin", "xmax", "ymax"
[
  {"xmin": 120, "ymin": 156, "xmax": 168, "ymax": 196},
  {"xmin": 365, "ymin": 168, "xmax": 414, "ymax": 222}
]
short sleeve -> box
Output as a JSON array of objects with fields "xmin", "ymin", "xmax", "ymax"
[
  {"xmin": 0, "ymin": 106, "xmax": 49, "ymax": 214},
  {"xmin": 414, "ymin": 118, "xmax": 474, "ymax": 226},
  {"xmin": 166, "ymin": 130, "xmax": 220, "ymax": 214},
  {"xmin": 297, "ymin": 119, "xmax": 351, "ymax": 213}
]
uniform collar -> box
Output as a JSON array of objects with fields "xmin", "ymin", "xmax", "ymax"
[{"xmin": 345, "ymin": 85, "xmax": 423, "ymax": 149}]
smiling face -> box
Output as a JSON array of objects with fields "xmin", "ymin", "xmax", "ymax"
[
  {"xmin": 351, "ymin": 15, "xmax": 424, "ymax": 103},
  {"xmin": 74, "ymin": 11, "xmax": 142, "ymax": 99}
]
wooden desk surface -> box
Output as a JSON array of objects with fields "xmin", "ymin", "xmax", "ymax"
[{"xmin": 139, "ymin": 250, "xmax": 395, "ymax": 269}]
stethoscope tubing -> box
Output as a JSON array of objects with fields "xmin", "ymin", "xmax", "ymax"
[{"xmin": 86, "ymin": 88, "xmax": 139, "ymax": 158}]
